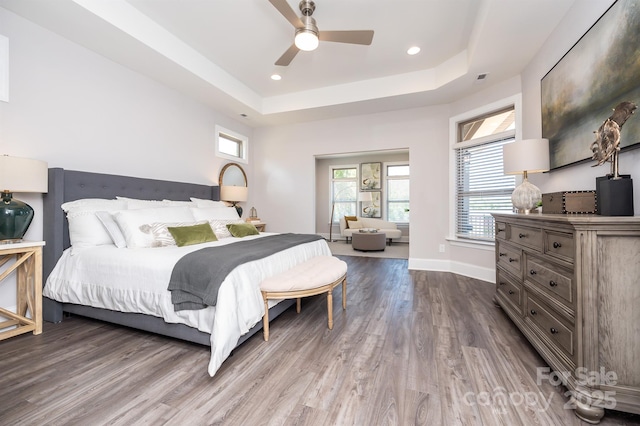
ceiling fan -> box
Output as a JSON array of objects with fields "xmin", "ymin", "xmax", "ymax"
[{"xmin": 268, "ymin": 0, "xmax": 374, "ymax": 66}]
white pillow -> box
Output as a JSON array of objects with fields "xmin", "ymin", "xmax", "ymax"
[
  {"xmin": 190, "ymin": 206, "xmax": 240, "ymax": 221},
  {"xmin": 190, "ymin": 197, "xmax": 228, "ymax": 209},
  {"xmin": 162, "ymin": 199, "xmax": 197, "ymax": 207},
  {"xmin": 61, "ymin": 199, "xmax": 127, "ymax": 249},
  {"xmin": 112, "ymin": 206, "xmax": 196, "ymax": 248},
  {"xmin": 347, "ymin": 220, "xmax": 363, "ymax": 229},
  {"xmin": 95, "ymin": 211, "xmax": 127, "ymax": 248},
  {"xmin": 116, "ymin": 196, "xmax": 166, "ymax": 210}
]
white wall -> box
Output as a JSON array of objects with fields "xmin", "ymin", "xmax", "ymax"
[
  {"xmin": 0, "ymin": 8, "xmax": 254, "ymax": 310},
  {"xmin": 521, "ymin": 0, "xmax": 640, "ymax": 209},
  {"xmin": 253, "ymin": 76, "xmax": 523, "ymax": 283}
]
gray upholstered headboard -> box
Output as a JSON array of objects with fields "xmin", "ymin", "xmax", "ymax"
[{"xmin": 43, "ymin": 168, "xmax": 220, "ymax": 281}]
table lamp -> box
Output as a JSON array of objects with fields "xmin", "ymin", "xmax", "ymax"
[
  {"xmin": 503, "ymin": 139, "xmax": 550, "ymax": 213},
  {"xmin": 220, "ymin": 185, "xmax": 248, "ymax": 217},
  {"xmin": 0, "ymin": 155, "xmax": 48, "ymax": 242}
]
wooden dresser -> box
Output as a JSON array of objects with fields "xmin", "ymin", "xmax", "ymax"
[{"xmin": 492, "ymin": 213, "xmax": 640, "ymax": 424}]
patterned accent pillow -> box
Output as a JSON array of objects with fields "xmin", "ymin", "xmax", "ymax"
[
  {"xmin": 139, "ymin": 221, "xmax": 207, "ymax": 247},
  {"xmin": 208, "ymin": 219, "xmax": 244, "ymax": 239}
]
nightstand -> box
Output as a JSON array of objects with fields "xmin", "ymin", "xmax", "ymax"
[
  {"xmin": 253, "ymin": 222, "xmax": 266, "ymax": 232},
  {"xmin": 0, "ymin": 241, "xmax": 45, "ymax": 340}
]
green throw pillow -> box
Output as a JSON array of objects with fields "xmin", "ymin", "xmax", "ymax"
[
  {"xmin": 167, "ymin": 222, "xmax": 217, "ymax": 247},
  {"xmin": 226, "ymin": 222, "xmax": 259, "ymax": 238}
]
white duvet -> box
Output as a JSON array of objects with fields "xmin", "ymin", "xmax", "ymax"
[{"xmin": 44, "ymin": 233, "xmax": 331, "ymax": 376}]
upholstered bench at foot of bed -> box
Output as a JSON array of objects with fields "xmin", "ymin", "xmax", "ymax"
[{"xmin": 259, "ymin": 255, "xmax": 348, "ymax": 341}]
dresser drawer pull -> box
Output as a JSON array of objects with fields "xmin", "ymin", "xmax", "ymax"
[
  {"xmin": 553, "ymin": 241, "xmax": 562, "ymax": 249},
  {"xmin": 549, "ymin": 280, "xmax": 557, "ymax": 287},
  {"xmin": 499, "ymin": 281, "xmax": 506, "ymax": 286},
  {"xmin": 509, "ymin": 258, "xmax": 517, "ymax": 263},
  {"xmin": 529, "ymin": 269, "xmax": 537, "ymax": 275},
  {"xmin": 499, "ymin": 252, "xmax": 506, "ymax": 257},
  {"xmin": 530, "ymin": 309, "xmax": 537, "ymax": 315},
  {"xmin": 519, "ymin": 233, "xmax": 526, "ymax": 239},
  {"xmin": 550, "ymin": 327, "xmax": 558, "ymax": 334},
  {"xmin": 508, "ymin": 290, "xmax": 515, "ymax": 295}
]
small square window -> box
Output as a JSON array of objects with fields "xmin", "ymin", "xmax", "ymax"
[{"xmin": 216, "ymin": 125, "xmax": 248, "ymax": 163}]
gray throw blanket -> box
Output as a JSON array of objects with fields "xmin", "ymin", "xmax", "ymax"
[{"xmin": 168, "ymin": 233, "xmax": 324, "ymax": 311}]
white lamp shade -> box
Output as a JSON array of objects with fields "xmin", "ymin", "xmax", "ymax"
[
  {"xmin": 0, "ymin": 155, "xmax": 48, "ymax": 193},
  {"xmin": 503, "ymin": 138, "xmax": 550, "ymax": 175},
  {"xmin": 220, "ymin": 185, "xmax": 248, "ymax": 202},
  {"xmin": 359, "ymin": 192, "xmax": 373, "ymax": 202}
]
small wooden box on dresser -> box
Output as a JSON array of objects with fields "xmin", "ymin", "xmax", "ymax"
[{"xmin": 492, "ymin": 213, "xmax": 640, "ymax": 424}]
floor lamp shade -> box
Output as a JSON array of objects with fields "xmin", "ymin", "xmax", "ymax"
[
  {"xmin": 0, "ymin": 155, "xmax": 48, "ymax": 242},
  {"xmin": 503, "ymin": 139, "xmax": 550, "ymax": 213},
  {"xmin": 220, "ymin": 185, "xmax": 248, "ymax": 217}
]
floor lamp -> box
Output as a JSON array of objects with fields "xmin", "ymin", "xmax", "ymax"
[{"xmin": 328, "ymin": 202, "xmax": 336, "ymax": 242}]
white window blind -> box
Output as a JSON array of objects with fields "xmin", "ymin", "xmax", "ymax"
[{"xmin": 455, "ymin": 137, "xmax": 515, "ymax": 240}]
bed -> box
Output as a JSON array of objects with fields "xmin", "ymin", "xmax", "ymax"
[{"xmin": 42, "ymin": 168, "xmax": 331, "ymax": 376}]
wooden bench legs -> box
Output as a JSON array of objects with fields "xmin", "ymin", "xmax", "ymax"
[{"xmin": 261, "ymin": 274, "xmax": 347, "ymax": 342}]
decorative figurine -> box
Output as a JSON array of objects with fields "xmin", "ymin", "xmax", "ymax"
[{"xmin": 590, "ymin": 101, "xmax": 637, "ymax": 177}]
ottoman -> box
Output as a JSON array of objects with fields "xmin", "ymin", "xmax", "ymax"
[{"xmin": 352, "ymin": 232, "xmax": 386, "ymax": 251}]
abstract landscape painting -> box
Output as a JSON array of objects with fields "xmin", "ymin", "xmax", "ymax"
[{"xmin": 541, "ymin": 0, "xmax": 640, "ymax": 170}]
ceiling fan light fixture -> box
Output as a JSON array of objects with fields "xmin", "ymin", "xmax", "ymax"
[{"xmin": 295, "ymin": 29, "xmax": 319, "ymax": 51}]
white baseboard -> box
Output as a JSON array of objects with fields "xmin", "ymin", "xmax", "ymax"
[{"xmin": 408, "ymin": 258, "xmax": 495, "ymax": 284}]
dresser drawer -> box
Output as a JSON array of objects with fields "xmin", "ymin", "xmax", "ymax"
[
  {"xmin": 544, "ymin": 230, "xmax": 575, "ymax": 263},
  {"xmin": 496, "ymin": 241, "xmax": 522, "ymax": 278},
  {"xmin": 508, "ymin": 224, "xmax": 542, "ymax": 251},
  {"xmin": 525, "ymin": 255, "xmax": 574, "ymax": 308},
  {"xmin": 526, "ymin": 295, "xmax": 575, "ymax": 361},
  {"xmin": 496, "ymin": 268, "xmax": 522, "ymax": 313},
  {"xmin": 495, "ymin": 221, "xmax": 507, "ymax": 240}
]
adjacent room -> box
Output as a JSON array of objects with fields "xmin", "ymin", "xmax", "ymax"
[{"xmin": 1, "ymin": 0, "xmax": 639, "ymax": 424}]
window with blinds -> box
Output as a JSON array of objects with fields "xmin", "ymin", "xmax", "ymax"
[{"xmin": 454, "ymin": 107, "xmax": 516, "ymax": 241}]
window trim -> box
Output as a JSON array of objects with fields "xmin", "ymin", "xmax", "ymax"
[
  {"xmin": 215, "ymin": 125, "xmax": 248, "ymax": 164},
  {"xmin": 448, "ymin": 94, "xmax": 522, "ymax": 246}
]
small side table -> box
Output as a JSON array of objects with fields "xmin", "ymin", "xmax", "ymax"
[
  {"xmin": 0, "ymin": 241, "xmax": 45, "ymax": 340},
  {"xmin": 253, "ymin": 222, "xmax": 266, "ymax": 232}
]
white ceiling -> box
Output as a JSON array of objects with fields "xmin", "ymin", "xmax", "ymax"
[{"xmin": 0, "ymin": 0, "xmax": 577, "ymax": 127}]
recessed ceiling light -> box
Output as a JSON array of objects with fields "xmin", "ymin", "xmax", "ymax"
[
  {"xmin": 407, "ymin": 46, "xmax": 421, "ymax": 55},
  {"xmin": 271, "ymin": 74, "xmax": 282, "ymax": 81}
]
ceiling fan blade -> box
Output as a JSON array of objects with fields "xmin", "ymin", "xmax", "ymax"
[
  {"xmin": 319, "ymin": 30, "xmax": 374, "ymax": 45},
  {"xmin": 275, "ymin": 43, "xmax": 300, "ymax": 66},
  {"xmin": 268, "ymin": 0, "xmax": 303, "ymax": 28}
]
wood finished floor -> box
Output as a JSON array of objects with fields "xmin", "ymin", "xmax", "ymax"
[{"xmin": 1, "ymin": 256, "xmax": 639, "ymax": 426}]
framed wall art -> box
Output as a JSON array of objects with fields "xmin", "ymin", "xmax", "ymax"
[
  {"xmin": 360, "ymin": 162, "xmax": 381, "ymax": 190},
  {"xmin": 361, "ymin": 191, "xmax": 381, "ymax": 218},
  {"xmin": 541, "ymin": 0, "xmax": 640, "ymax": 170}
]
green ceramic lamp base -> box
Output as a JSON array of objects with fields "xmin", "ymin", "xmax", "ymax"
[{"xmin": 0, "ymin": 191, "xmax": 35, "ymax": 242}]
